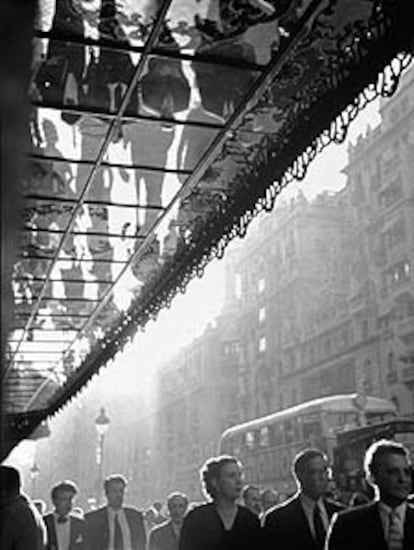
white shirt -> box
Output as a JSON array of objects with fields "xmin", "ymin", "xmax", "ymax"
[
  {"xmin": 54, "ymin": 513, "xmax": 70, "ymax": 550},
  {"xmin": 107, "ymin": 507, "xmax": 133, "ymax": 550},
  {"xmin": 300, "ymin": 494, "xmax": 330, "ymax": 538},
  {"xmin": 378, "ymin": 501, "xmax": 407, "ymax": 542}
]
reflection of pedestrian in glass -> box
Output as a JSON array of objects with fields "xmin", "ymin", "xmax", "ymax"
[
  {"xmin": 123, "ymin": 50, "xmax": 190, "ymax": 234},
  {"xmin": 179, "ymin": 456, "xmax": 261, "ymax": 550},
  {"xmin": 42, "ymin": 119, "xmax": 74, "ymax": 195}
]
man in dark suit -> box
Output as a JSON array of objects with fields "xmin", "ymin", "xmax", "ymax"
[
  {"xmin": 263, "ymin": 448, "xmax": 343, "ymax": 550},
  {"xmin": 43, "ymin": 480, "xmax": 84, "ymax": 550},
  {"xmin": 84, "ymin": 474, "xmax": 146, "ymax": 550},
  {"xmin": 148, "ymin": 492, "xmax": 188, "ymax": 550},
  {"xmin": 327, "ymin": 439, "xmax": 414, "ymax": 550}
]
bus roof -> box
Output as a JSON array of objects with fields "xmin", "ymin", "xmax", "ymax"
[{"xmin": 220, "ymin": 394, "xmax": 397, "ymax": 441}]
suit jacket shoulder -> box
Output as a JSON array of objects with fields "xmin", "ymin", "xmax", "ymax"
[
  {"xmin": 263, "ymin": 494, "xmax": 300, "ymax": 523},
  {"xmin": 325, "ymin": 498, "xmax": 346, "ymax": 516},
  {"xmin": 327, "ymin": 502, "xmax": 387, "ymax": 550},
  {"xmin": 85, "ymin": 507, "xmax": 107, "ymax": 522},
  {"xmin": 124, "ymin": 506, "xmax": 144, "ymax": 519}
]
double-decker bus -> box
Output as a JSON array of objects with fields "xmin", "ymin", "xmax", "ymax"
[{"xmin": 219, "ymin": 394, "xmax": 402, "ymax": 496}]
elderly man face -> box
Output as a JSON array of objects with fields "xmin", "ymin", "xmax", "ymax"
[
  {"xmin": 372, "ymin": 451, "xmax": 412, "ymax": 506},
  {"xmin": 168, "ymin": 495, "xmax": 188, "ymax": 523}
]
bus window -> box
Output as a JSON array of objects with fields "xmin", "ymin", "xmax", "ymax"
[
  {"xmin": 233, "ymin": 436, "xmax": 241, "ymax": 456},
  {"xmin": 270, "ymin": 423, "xmax": 284, "ymax": 446},
  {"xmin": 326, "ymin": 412, "xmax": 358, "ymax": 432},
  {"xmin": 367, "ymin": 411, "xmax": 396, "ymax": 424},
  {"xmin": 303, "ymin": 414, "xmax": 322, "ymax": 442},
  {"xmin": 245, "ymin": 431, "xmax": 255, "ymax": 450},
  {"xmin": 260, "ymin": 426, "xmax": 270, "ymax": 447},
  {"xmin": 284, "ymin": 420, "xmax": 298, "ymax": 444}
]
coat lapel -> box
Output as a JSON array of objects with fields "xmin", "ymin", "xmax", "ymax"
[
  {"xmin": 369, "ymin": 503, "xmax": 388, "ymax": 550},
  {"xmin": 292, "ymin": 496, "xmax": 317, "ymax": 549},
  {"xmin": 46, "ymin": 515, "xmax": 58, "ymax": 550}
]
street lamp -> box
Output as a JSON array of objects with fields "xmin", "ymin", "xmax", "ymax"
[
  {"xmin": 29, "ymin": 462, "xmax": 40, "ymax": 499},
  {"xmin": 95, "ymin": 406, "xmax": 110, "ymax": 504}
]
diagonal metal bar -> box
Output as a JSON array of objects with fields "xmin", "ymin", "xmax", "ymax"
[
  {"xmin": 52, "ymin": 0, "xmax": 327, "ymax": 372},
  {"xmin": 6, "ymin": 0, "xmax": 174, "ymax": 376}
]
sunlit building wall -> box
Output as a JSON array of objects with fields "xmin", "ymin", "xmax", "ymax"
[{"xmin": 144, "ymin": 324, "xmax": 241, "ymax": 503}]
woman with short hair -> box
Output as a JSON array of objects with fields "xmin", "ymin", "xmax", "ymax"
[{"xmin": 179, "ymin": 455, "xmax": 261, "ymax": 550}]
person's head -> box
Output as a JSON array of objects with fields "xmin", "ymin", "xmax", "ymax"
[
  {"xmin": 201, "ymin": 455, "xmax": 243, "ymax": 503},
  {"xmin": 0, "ymin": 466, "xmax": 21, "ymax": 500},
  {"xmin": 144, "ymin": 507, "xmax": 157, "ymax": 527},
  {"xmin": 51, "ymin": 480, "xmax": 78, "ymax": 517},
  {"xmin": 364, "ymin": 439, "xmax": 412, "ymax": 507},
  {"xmin": 33, "ymin": 499, "xmax": 47, "ymax": 515},
  {"xmin": 104, "ymin": 474, "xmax": 127, "ymax": 510},
  {"xmin": 260, "ymin": 488, "xmax": 279, "ymax": 512},
  {"xmin": 167, "ymin": 492, "xmax": 188, "ymax": 523},
  {"xmin": 293, "ymin": 448, "xmax": 329, "ymax": 500},
  {"xmin": 242, "ymin": 484, "xmax": 262, "ymax": 516},
  {"xmin": 153, "ymin": 500, "xmax": 163, "ymax": 514}
]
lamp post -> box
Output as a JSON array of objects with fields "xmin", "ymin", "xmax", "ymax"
[
  {"xmin": 95, "ymin": 406, "xmax": 110, "ymax": 504},
  {"xmin": 29, "ymin": 462, "xmax": 40, "ymax": 499}
]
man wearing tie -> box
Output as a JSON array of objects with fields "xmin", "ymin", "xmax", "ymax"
[
  {"xmin": 327, "ymin": 439, "xmax": 414, "ymax": 550},
  {"xmin": 263, "ymin": 448, "xmax": 343, "ymax": 549},
  {"xmin": 43, "ymin": 480, "xmax": 84, "ymax": 550},
  {"xmin": 84, "ymin": 474, "xmax": 146, "ymax": 550}
]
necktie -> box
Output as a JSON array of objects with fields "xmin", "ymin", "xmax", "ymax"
[
  {"xmin": 313, "ymin": 504, "xmax": 326, "ymax": 550},
  {"xmin": 114, "ymin": 512, "xmax": 124, "ymax": 550},
  {"xmin": 388, "ymin": 509, "xmax": 403, "ymax": 550}
]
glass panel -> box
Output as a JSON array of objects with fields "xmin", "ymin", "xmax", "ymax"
[{"xmin": 158, "ymin": 0, "xmax": 287, "ymax": 66}]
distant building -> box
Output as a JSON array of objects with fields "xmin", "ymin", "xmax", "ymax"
[{"xmin": 146, "ymin": 324, "xmax": 241, "ymax": 502}]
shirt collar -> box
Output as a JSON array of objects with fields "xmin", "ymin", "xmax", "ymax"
[
  {"xmin": 108, "ymin": 506, "xmax": 123, "ymax": 518},
  {"xmin": 300, "ymin": 493, "xmax": 324, "ymax": 513},
  {"xmin": 54, "ymin": 512, "xmax": 70, "ymax": 523},
  {"xmin": 378, "ymin": 500, "xmax": 407, "ymax": 519}
]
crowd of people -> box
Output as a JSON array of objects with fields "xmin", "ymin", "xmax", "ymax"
[{"xmin": 1, "ymin": 438, "xmax": 413, "ymax": 549}]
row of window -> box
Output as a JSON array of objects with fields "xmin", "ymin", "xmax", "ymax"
[{"xmin": 234, "ymin": 273, "xmax": 266, "ymax": 299}]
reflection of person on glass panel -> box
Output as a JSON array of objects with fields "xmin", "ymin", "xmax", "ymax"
[
  {"xmin": 123, "ymin": 51, "xmax": 191, "ymax": 234},
  {"xmin": 42, "ymin": 119, "xmax": 74, "ymax": 195},
  {"xmin": 35, "ymin": 0, "xmax": 85, "ymax": 124}
]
